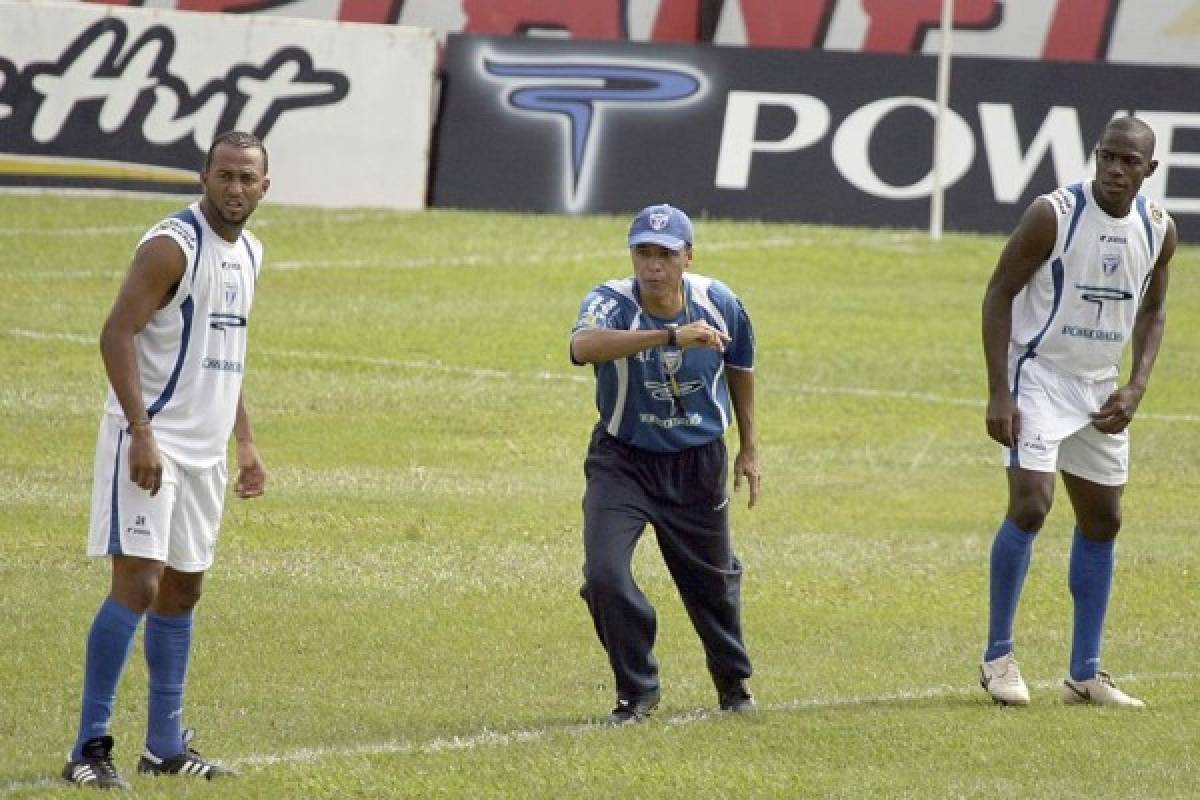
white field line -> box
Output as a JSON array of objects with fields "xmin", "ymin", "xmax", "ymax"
[
  {"xmin": 0, "ymin": 237, "xmax": 810, "ymax": 279},
  {"xmin": 0, "ymin": 224, "xmax": 146, "ymax": 237},
  {"xmin": 257, "ymin": 347, "xmax": 592, "ymax": 384},
  {"xmin": 7, "ymin": 328, "xmax": 1200, "ymax": 422},
  {"xmin": 267, "ymin": 236, "xmax": 810, "ymax": 271},
  {"xmin": 1, "ymin": 671, "xmax": 1190, "ymax": 793},
  {"xmin": 0, "ymin": 216, "xmax": 312, "ymax": 238},
  {"xmin": 236, "ymin": 671, "xmax": 1190, "ymax": 769},
  {"xmin": 6, "ymin": 329, "xmax": 94, "ymax": 345}
]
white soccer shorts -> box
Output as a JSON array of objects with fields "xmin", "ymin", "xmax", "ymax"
[
  {"xmin": 1003, "ymin": 354, "xmax": 1128, "ymax": 486},
  {"xmin": 87, "ymin": 415, "xmax": 228, "ymax": 572}
]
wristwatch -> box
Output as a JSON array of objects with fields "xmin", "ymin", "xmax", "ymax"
[{"xmin": 665, "ymin": 324, "xmax": 679, "ymax": 347}]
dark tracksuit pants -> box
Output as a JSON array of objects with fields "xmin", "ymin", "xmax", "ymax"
[{"xmin": 580, "ymin": 425, "xmax": 752, "ymax": 700}]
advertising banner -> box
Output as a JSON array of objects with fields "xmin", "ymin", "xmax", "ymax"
[
  {"xmin": 66, "ymin": 0, "xmax": 1200, "ymax": 68},
  {"xmin": 0, "ymin": 1, "xmax": 438, "ymax": 208},
  {"xmin": 431, "ymin": 34, "xmax": 1200, "ymax": 236}
]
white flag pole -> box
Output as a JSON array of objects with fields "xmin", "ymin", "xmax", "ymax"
[{"xmin": 930, "ymin": 0, "xmax": 954, "ymax": 241}]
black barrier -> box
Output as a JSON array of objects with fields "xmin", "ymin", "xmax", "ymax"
[{"xmin": 432, "ymin": 34, "xmax": 1199, "ymax": 237}]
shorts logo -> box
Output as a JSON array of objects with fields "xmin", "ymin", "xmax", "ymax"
[
  {"xmin": 127, "ymin": 514, "xmax": 151, "ymax": 536},
  {"xmin": 1019, "ymin": 433, "xmax": 1047, "ymax": 453}
]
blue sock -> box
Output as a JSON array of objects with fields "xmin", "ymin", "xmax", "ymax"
[
  {"xmin": 73, "ymin": 597, "xmax": 143, "ymax": 760},
  {"xmin": 1069, "ymin": 529, "xmax": 1115, "ymax": 681},
  {"xmin": 145, "ymin": 610, "xmax": 194, "ymax": 758},
  {"xmin": 984, "ymin": 519, "xmax": 1037, "ymax": 662}
]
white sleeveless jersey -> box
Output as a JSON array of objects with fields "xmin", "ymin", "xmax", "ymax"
[
  {"xmin": 104, "ymin": 203, "xmax": 263, "ymax": 467},
  {"xmin": 1010, "ymin": 181, "xmax": 1169, "ymax": 381}
]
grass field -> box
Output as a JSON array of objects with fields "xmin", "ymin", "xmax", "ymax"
[{"xmin": 1, "ymin": 193, "xmax": 1198, "ymax": 798}]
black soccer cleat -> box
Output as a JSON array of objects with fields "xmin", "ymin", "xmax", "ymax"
[
  {"xmin": 62, "ymin": 735, "xmax": 129, "ymax": 790},
  {"xmin": 607, "ymin": 689, "xmax": 661, "ymax": 725},
  {"xmin": 715, "ymin": 677, "xmax": 757, "ymax": 713},
  {"xmin": 136, "ymin": 729, "xmax": 234, "ymax": 780}
]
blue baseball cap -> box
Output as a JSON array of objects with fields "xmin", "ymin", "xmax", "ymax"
[{"xmin": 628, "ymin": 203, "xmax": 694, "ymax": 251}]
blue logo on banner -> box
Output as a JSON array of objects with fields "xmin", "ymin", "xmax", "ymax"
[{"xmin": 482, "ymin": 56, "xmax": 704, "ymax": 210}]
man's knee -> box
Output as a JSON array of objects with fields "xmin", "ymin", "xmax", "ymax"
[
  {"xmin": 153, "ymin": 569, "xmax": 205, "ymax": 615},
  {"xmin": 1006, "ymin": 472, "xmax": 1055, "ymax": 533},
  {"xmin": 1006, "ymin": 504, "xmax": 1049, "ymax": 534},
  {"xmin": 581, "ymin": 561, "xmax": 633, "ymax": 600},
  {"xmin": 110, "ymin": 556, "xmax": 165, "ymax": 613},
  {"xmin": 1078, "ymin": 510, "xmax": 1122, "ymax": 541}
]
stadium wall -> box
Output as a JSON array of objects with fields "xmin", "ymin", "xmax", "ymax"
[
  {"xmin": 0, "ymin": 0, "xmax": 437, "ymax": 208},
  {"xmin": 430, "ymin": 34, "xmax": 1200, "ymax": 237}
]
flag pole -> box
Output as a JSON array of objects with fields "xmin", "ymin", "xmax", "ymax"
[{"xmin": 930, "ymin": 0, "xmax": 953, "ymax": 240}]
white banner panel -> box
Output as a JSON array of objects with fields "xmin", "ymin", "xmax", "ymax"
[{"xmin": 0, "ymin": 0, "xmax": 437, "ymax": 208}]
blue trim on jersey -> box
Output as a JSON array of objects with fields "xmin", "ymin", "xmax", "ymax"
[
  {"xmin": 171, "ymin": 208, "xmax": 203, "ymax": 286},
  {"xmin": 1022, "ymin": 258, "xmax": 1065, "ymax": 355},
  {"xmin": 1063, "ymin": 184, "xmax": 1087, "ymax": 253},
  {"xmin": 1135, "ymin": 196, "xmax": 1154, "ymax": 260},
  {"xmin": 241, "ymin": 232, "xmax": 258, "ymax": 287},
  {"xmin": 146, "ymin": 296, "xmax": 194, "ymax": 419},
  {"xmin": 108, "ymin": 430, "xmax": 124, "ymax": 555},
  {"xmin": 1138, "ymin": 270, "xmax": 1154, "ymax": 303}
]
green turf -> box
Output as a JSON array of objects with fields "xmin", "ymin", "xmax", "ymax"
[{"xmin": 1, "ymin": 194, "xmax": 1197, "ymax": 798}]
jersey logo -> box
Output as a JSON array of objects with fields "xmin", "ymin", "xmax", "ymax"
[
  {"xmin": 1075, "ymin": 284, "xmax": 1134, "ymax": 323},
  {"xmin": 644, "ymin": 378, "xmax": 705, "ymax": 401},
  {"xmin": 661, "ymin": 349, "xmax": 683, "ymax": 375},
  {"xmin": 209, "ymin": 313, "xmax": 247, "ymax": 332},
  {"xmin": 1101, "ymin": 254, "xmax": 1120, "ymax": 275},
  {"xmin": 482, "ymin": 55, "xmax": 703, "ymax": 210}
]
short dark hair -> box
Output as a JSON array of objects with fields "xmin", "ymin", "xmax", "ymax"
[
  {"xmin": 1103, "ymin": 116, "xmax": 1155, "ymax": 159},
  {"xmin": 204, "ymin": 130, "xmax": 269, "ymax": 173}
]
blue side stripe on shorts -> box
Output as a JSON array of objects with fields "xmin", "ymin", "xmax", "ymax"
[
  {"xmin": 108, "ymin": 429, "xmax": 124, "ymax": 556},
  {"xmin": 1009, "ymin": 259, "xmax": 1064, "ymax": 470},
  {"xmin": 1008, "ymin": 355, "xmax": 1032, "ymax": 470}
]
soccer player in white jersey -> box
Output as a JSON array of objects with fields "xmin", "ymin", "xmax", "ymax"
[
  {"xmin": 571, "ymin": 204, "xmax": 761, "ymax": 724},
  {"xmin": 62, "ymin": 131, "xmax": 270, "ymax": 789},
  {"xmin": 979, "ymin": 116, "xmax": 1177, "ymax": 708}
]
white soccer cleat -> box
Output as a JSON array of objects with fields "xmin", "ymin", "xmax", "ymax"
[
  {"xmin": 980, "ymin": 652, "xmax": 1030, "ymax": 706},
  {"xmin": 1060, "ymin": 671, "xmax": 1146, "ymax": 709}
]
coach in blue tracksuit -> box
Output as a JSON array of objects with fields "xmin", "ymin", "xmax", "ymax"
[{"xmin": 570, "ymin": 203, "xmax": 761, "ymax": 725}]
